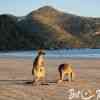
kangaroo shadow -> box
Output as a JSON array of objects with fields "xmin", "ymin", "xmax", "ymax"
[
  {"xmin": 25, "ymin": 80, "xmax": 57, "ymax": 85},
  {"xmin": 0, "ymin": 80, "xmax": 32, "ymax": 86},
  {"xmin": 0, "ymin": 79, "xmax": 58, "ymax": 86}
]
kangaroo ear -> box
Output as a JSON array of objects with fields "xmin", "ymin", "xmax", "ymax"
[{"xmin": 37, "ymin": 49, "xmax": 45, "ymax": 54}]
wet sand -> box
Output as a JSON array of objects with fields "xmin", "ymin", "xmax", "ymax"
[{"xmin": 0, "ymin": 58, "xmax": 100, "ymax": 100}]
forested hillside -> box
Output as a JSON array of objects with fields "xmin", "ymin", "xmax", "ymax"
[{"xmin": 0, "ymin": 6, "xmax": 100, "ymax": 50}]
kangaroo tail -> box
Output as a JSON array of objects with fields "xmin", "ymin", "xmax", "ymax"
[{"xmin": 32, "ymin": 68, "xmax": 34, "ymax": 75}]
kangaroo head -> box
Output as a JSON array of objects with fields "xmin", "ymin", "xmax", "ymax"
[{"xmin": 37, "ymin": 49, "xmax": 46, "ymax": 55}]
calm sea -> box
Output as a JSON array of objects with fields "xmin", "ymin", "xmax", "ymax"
[{"xmin": 0, "ymin": 49, "xmax": 100, "ymax": 59}]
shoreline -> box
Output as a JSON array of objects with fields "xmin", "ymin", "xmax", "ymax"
[{"xmin": 0, "ymin": 56, "xmax": 100, "ymax": 60}]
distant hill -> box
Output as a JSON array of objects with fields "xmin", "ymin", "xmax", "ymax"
[{"xmin": 0, "ymin": 6, "xmax": 100, "ymax": 50}]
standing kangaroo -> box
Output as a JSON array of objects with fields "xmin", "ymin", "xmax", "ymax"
[
  {"xmin": 58, "ymin": 64, "xmax": 75, "ymax": 83},
  {"xmin": 32, "ymin": 49, "xmax": 46, "ymax": 84}
]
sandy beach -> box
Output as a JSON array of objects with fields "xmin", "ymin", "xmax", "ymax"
[{"xmin": 0, "ymin": 58, "xmax": 100, "ymax": 100}]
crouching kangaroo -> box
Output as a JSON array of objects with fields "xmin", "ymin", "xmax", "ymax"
[
  {"xmin": 58, "ymin": 64, "xmax": 75, "ymax": 83},
  {"xmin": 32, "ymin": 49, "xmax": 46, "ymax": 84}
]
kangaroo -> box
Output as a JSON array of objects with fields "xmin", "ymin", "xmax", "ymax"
[
  {"xmin": 32, "ymin": 49, "xmax": 46, "ymax": 84},
  {"xmin": 58, "ymin": 64, "xmax": 75, "ymax": 83}
]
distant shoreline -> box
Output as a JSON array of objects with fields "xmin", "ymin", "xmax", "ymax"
[
  {"xmin": 0, "ymin": 57, "xmax": 100, "ymax": 60},
  {"xmin": 0, "ymin": 48, "xmax": 100, "ymax": 59}
]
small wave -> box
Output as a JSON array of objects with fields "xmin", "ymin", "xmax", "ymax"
[{"xmin": 0, "ymin": 49, "xmax": 100, "ymax": 59}]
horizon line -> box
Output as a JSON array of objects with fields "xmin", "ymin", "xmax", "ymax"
[{"xmin": 0, "ymin": 5, "xmax": 100, "ymax": 18}]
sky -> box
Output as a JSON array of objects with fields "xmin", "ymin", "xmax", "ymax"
[{"xmin": 0, "ymin": 0, "xmax": 100, "ymax": 17}]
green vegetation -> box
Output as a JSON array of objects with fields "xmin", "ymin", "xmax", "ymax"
[{"xmin": 0, "ymin": 6, "xmax": 100, "ymax": 50}]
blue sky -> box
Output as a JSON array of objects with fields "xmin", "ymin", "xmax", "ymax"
[{"xmin": 0, "ymin": 0, "xmax": 100, "ymax": 17}]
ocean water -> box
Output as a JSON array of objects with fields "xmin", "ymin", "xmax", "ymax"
[{"xmin": 0, "ymin": 49, "xmax": 100, "ymax": 59}]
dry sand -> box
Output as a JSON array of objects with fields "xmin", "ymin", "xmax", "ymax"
[{"xmin": 0, "ymin": 58, "xmax": 100, "ymax": 100}]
